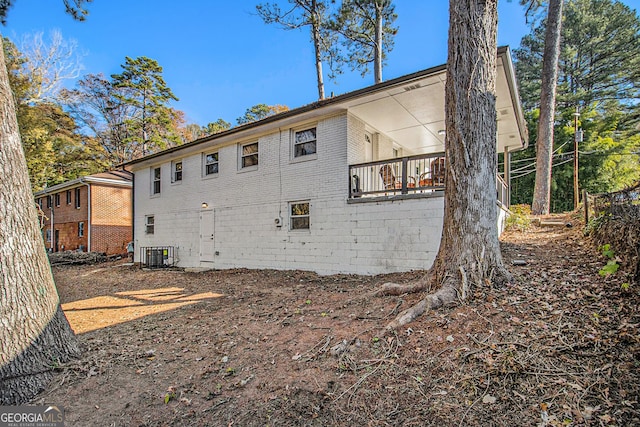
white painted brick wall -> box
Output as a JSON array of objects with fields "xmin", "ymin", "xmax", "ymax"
[{"xmin": 132, "ymin": 112, "xmax": 445, "ymax": 275}]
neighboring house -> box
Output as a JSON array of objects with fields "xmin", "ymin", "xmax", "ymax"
[
  {"xmin": 125, "ymin": 47, "xmax": 528, "ymax": 275},
  {"xmin": 34, "ymin": 170, "xmax": 133, "ymax": 255}
]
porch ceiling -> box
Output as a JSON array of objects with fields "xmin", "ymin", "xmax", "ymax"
[{"xmin": 343, "ymin": 56, "xmax": 525, "ymax": 156}]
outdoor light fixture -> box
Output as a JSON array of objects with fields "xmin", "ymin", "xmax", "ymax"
[
  {"xmin": 201, "ymin": 202, "xmax": 208, "ymax": 209},
  {"xmin": 437, "ymin": 129, "xmax": 446, "ymax": 136}
]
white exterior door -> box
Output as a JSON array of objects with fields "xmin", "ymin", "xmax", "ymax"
[
  {"xmin": 199, "ymin": 210, "xmax": 215, "ymax": 262},
  {"xmin": 364, "ymin": 132, "xmax": 374, "ymax": 162}
]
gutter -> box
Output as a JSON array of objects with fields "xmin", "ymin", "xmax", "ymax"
[{"xmin": 79, "ymin": 178, "xmax": 91, "ymax": 252}]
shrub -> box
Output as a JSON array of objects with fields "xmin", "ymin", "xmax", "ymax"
[{"xmin": 506, "ymin": 204, "xmax": 532, "ymax": 232}]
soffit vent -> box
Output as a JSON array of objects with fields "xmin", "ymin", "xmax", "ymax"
[{"xmin": 403, "ymin": 83, "xmax": 421, "ymax": 92}]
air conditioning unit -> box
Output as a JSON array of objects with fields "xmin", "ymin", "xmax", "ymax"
[{"xmin": 141, "ymin": 247, "xmax": 175, "ymax": 268}]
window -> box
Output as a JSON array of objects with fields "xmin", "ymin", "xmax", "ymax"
[
  {"xmin": 152, "ymin": 167, "xmax": 161, "ymax": 194},
  {"xmin": 240, "ymin": 142, "xmax": 258, "ymax": 169},
  {"xmin": 75, "ymin": 188, "xmax": 81, "ymax": 208},
  {"xmin": 37, "ymin": 198, "xmax": 43, "ymax": 209},
  {"xmin": 45, "ymin": 229, "xmax": 51, "ymax": 242},
  {"xmin": 54, "ymin": 193, "xmax": 60, "ymax": 206},
  {"xmin": 172, "ymin": 161, "xmax": 182, "ymax": 182},
  {"xmin": 145, "ymin": 215, "xmax": 155, "ymax": 234},
  {"xmin": 78, "ymin": 222, "xmax": 84, "ymax": 237},
  {"xmin": 293, "ymin": 127, "xmax": 317, "ymax": 158},
  {"xmin": 204, "ymin": 152, "xmax": 219, "ymax": 176},
  {"xmin": 46, "ymin": 196, "xmax": 51, "ymax": 208},
  {"xmin": 66, "ymin": 190, "xmax": 71, "ymax": 205},
  {"xmin": 290, "ymin": 201, "xmax": 310, "ymax": 230}
]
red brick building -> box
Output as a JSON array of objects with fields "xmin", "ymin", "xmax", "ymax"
[{"xmin": 34, "ymin": 170, "xmax": 133, "ymax": 255}]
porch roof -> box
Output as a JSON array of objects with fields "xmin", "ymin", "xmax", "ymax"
[{"xmin": 125, "ymin": 46, "xmax": 527, "ymax": 170}]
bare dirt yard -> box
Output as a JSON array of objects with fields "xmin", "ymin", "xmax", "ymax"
[{"xmin": 32, "ymin": 214, "xmax": 639, "ymax": 426}]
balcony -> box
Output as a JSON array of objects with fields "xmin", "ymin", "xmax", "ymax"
[
  {"xmin": 349, "ymin": 152, "xmax": 510, "ymax": 206},
  {"xmin": 349, "ymin": 152, "xmax": 446, "ymax": 199}
]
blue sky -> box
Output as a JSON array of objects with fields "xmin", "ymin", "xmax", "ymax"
[{"xmin": 3, "ymin": 0, "xmax": 639, "ymax": 127}]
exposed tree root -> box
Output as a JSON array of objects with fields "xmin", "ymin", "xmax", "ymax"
[
  {"xmin": 375, "ymin": 282, "xmax": 428, "ymax": 296},
  {"xmin": 383, "ymin": 285, "xmax": 458, "ymax": 332}
]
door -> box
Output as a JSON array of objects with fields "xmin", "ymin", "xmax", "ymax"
[
  {"xmin": 54, "ymin": 229, "xmax": 60, "ymax": 252},
  {"xmin": 364, "ymin": 132, "xmax": 374, "ymax": 163},
  {"xmin": 199, "ymin": 209, "xmax": 215, "ymax": 262}
]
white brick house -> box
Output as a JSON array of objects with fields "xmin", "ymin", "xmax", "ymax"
[{"xmin": 125, "ymin": 47, "xmax": 528, "ymax": 275}]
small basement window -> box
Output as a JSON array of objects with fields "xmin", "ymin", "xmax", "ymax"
[
  {"xmin": 290, "ymin": 201, "xmax": 310, "ymax": 230},
  {"xmin": 145, "ymin": 215, "xmax": 155, "ymax": 234}
]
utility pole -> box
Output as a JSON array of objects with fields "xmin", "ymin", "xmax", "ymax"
[{"xmin": 573, "ymin": 108, "xmax": 582, "ymax": 210}]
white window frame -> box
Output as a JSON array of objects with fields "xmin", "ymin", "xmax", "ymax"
[
  {"xmin": 291, "ymin": 127, "xmax": 317, "ymax": 161},
  {"xmin": 152, "ymin": 167, "xmax": 161, "ymax": 195},
  {"xmin": 45, "ymin": 229, "xmax": 51, "ymax": 242},
  {"xmin": 78, "ymin": 221, "xmax": 84, "ymax": 237},
  {"xmin": 172, "ymin": 160, "xmax": 183, "ymax": 183},
  {"xmin": 74, "ymin": 188, "xmax": 81, "ymax": 209},
  {"xmin": 239, "ymin": 142, "xmax": 259, "ymax": 170},
  {"xmin": 66, "ymin": 190, "xmax": 72, "ymax": 205},
  {"xmin": 203, "ymin": 152, "xmax": 219, "ymax": 177},
  {"xmin": 54, "ymin": 193, "xmax": 60, "ymax": 207},
  {"xmin": 145, "ymin": 215, "xmax": 155, "ymax": 235},
  {"xmin": 289, "ymin": 201, "xmax": 310, "ymax": 231}
]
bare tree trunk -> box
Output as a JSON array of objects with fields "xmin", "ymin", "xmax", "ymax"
[
  {"xmin": 0, "ymin": 37, "xmax": 80, "ymax": 405},
  {"xmin": 386, "ymin": 0, "xmax": 510, "ymax": 331},
  {"xmin": 532, "ymin": 0, "xmax": 563, "ymax": 215},
  {"xmin": 373, "ymin": 0, "xmax": 383, "ymax": 83},
  {"xmin": 311, "ymin": 0, "xmax": 326, "ymax": 99}
]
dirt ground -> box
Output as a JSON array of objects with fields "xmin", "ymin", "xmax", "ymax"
[{"xmin": 32, "ymin": 214, "xmax": 639, "ymax": 426}]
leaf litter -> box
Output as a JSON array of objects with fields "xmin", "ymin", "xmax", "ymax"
[{"xmin": 31, "ymin": 213, "xmax": 639, "ymax": 426}]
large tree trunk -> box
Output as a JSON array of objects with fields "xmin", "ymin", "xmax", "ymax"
[
  {"xmin": 0, "ymin": 37, "xmax": 80, "ymax": 405},
  {"xmin": 386, "ymin": 0, "xmax": 510, "ymax": 331},
  {"xmin": 532, "ymin": 0, "xmax": 563, "ymax": 215}
]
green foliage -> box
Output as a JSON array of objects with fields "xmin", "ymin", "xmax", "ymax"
[
  {"xmin": 4, "ymin": 37, "xmax": 106, "ymax": 190},
  {"xmin": 512, "ymin": 0, "xmax": 640, "ymax": 212},
  {"xmin": 64, "ymin": 56, "xmax": 183, "ymax": 165},
  {"xmin": 598, "ymin": 244, "xmax": 620, "ymax": 276},
  {"xmin": 164, "ymin": 391, "xmax": 175, "ymax": 404},
  {"xmin": 111, "ymin": 56, "xmax": 180, "ymax": 155},
  {"xmin": 236, "ymin": 104, "xmax": 289, "ymax": 125},
  {"xmin": 600, "ymin": 244, "xmax": 615, "ymax": 259},
  {"xmin": 330, "ymin": 0, "xmax": 398, "ymax": 81},
  {"xmin": 599, "ymin": 260, "xmax": 620, "ymax": 276},
  {"xmin": 202, "ymin": 119, "xmax": 231, "ymax": 136},
  {"xmin": 506, "ymin": 204, "xmax": 532, "ymax": 232}
]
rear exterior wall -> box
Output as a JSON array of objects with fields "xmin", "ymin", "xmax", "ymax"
[
  {"xmin": 132, "ymin": 113, "xmax": 444, "ymax": 275},
  {"xmin": 90, "ymin": 185, "xmax": 132, "ymax": 254}
]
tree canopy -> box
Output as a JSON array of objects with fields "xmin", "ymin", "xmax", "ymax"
[
  {"xmin": 236, "ymin": 103, "xmax": 290, "ymax": 125},
  {"xmin": 330, "ymin": 0, "xmax": 398, "ymax": 83},
  {"xmin": 512, "ymin": 0, "xmax": 640, "ymax": 211}
]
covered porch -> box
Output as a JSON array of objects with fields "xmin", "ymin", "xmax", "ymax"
[
  {"xmin": 348, "ymin": 153, "xmax": 509, "ymax": 207},
  {"xmin": 339, "ymin": 46, "xmax": 526, "ymax": 207}
]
